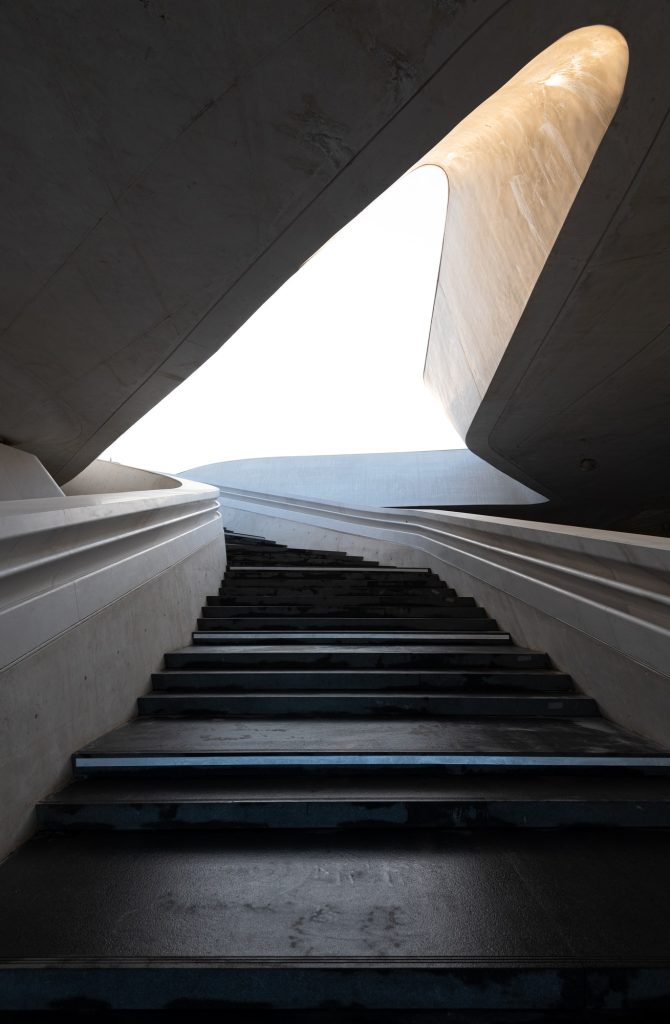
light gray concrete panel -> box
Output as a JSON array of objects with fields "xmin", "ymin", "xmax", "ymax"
[
  {"xmin": 0, "ymin": 533, "xmax": 226, "ymax": 864},
  {"xmin": 184, "ymin": 450, "xmax": 545, "ymax": 508},
  {"xmin": 0, "ymin": 443, "xmax": 63, "ymax": 500}
]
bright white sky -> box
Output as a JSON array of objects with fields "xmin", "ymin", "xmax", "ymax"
[{"xmin": 102, "ymin": 165, "xmax": 464, "ymax": 475}]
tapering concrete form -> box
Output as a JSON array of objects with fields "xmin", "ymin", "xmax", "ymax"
[{"xmin": 0, "ymin": 4, "xmax": 667, "ymax": 529}]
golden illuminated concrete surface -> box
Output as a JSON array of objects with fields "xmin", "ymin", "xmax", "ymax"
[{"xmin": 420, "ymin": 26, "xmax": 628, "ymax": 441}]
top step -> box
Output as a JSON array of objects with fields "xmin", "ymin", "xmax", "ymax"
[{"xmin": 226, "ymin": 567, "xmax": 431, "ymax": 576}]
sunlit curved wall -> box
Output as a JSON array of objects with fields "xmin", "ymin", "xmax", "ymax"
[{"xmin": 420, "ymin": 26, "xmax": 628, "ymax": 439}]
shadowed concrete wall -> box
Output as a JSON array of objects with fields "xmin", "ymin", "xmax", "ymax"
[
  {"xmin": 63, "ymin": 459, "xmax": 180, "ymax": 496},
  {"xmin": 183, "ymin": 449, "xmax": 546, "ymax": 508},
  {"xmin": 0, "ymin": 443, "xmax": 63, "ymax": 500}
]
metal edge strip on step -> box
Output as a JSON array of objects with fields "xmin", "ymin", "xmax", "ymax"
[
  {"xmin": 191, "ymin": 632, "xmax": 512, "ymax": 642},
  {"xmin": 226, "ymin": 567, "xmax": 430, "ymax": 572},
  {"xmin": 74, "ymin": 754, "xmax": 670, "ymax": 768}
]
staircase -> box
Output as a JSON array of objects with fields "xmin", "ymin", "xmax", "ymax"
[{"xmin": 1, "ymin": 527, "xmax": 670, "ymax": 1016}]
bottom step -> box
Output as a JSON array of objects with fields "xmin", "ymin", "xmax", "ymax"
[
  {"xmin": 38, "ymin": 775, "xmax": 670, "ymax": 830},
  {"xmin": 1, "ymin": 829, "xmax": 670, "ymax": 1010}
]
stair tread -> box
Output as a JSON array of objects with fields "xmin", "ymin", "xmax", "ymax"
[
  {"xmin": 77, "ymin": 715, "xmax": 664, "ymax": 757},
  {"xmin": 197, "ymin": 619, "xmax": 497, "ymax": 630},
  {"xmin": 177, "ymin": 642, "xmax": 517, "ymax": 653},
  {"xmin": 211, "ymin": 601, "xmax": 472, "ymax": 609},
  {"xmin": 143, "ymin": 690, "xmax": 585, "ymax": 700},
  {"xmin": 2, "ymin": 830, "xmax": 670, "ymax": 967},
  {"xmin": 191, "ymin": 634, "xmax": 511, "ymax": 644},
  {"xmin": 155, "ymin": 668, "xmax": 570, "ymax": 676},
  {"xmin": 226, "ymin": 566, "xmax": 429, "ymax": 573}
]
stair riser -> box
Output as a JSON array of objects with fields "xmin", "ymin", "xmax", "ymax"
[
  {"xmin": 216, "ymin": 589, "xmax": 459, "ymax": 602},
  {"xmin": 151, "ymin": 670, "xmax": 574, "ymax": 693},
  {"xmin": 224, "ymin": 571, "xmax": 432, "ymax": 581},
  {"xmin": 227, "ymin": 556, "xmax": 375, "ymax": 564},
  {"xmin": 165, "ymin": 651, "xmax": 549, "ymax": 670},
  {"xmin": 36, "ymin": 799, "xmax": 670, "ymax": 831},
  {"xmin": 227, "ymin": 558, "xmax": 375, "ymax": 567},
  {"xmin": 197, "ymin": 618, "xmax": 498, "ymax": 631},
  {"xmin": 218, "ymin": 589, "xmax": 448, "ymax": 598},
  {"xmin": 203, "ymin": 603, "xmax": 482, "ymax": 615},
  {"xmin": 137, "ymin": 694, "xmax": 596, "ymax": 717},
  {"xmin": 191, "ymin": 632, "xmax": 510, "ymax": 645},
  {"xmin": 226, "ymin": 545, "xmax": 366, "ymax": 557},
  {"xmin": 4, "ymin": 963, "xmax": 670, "ymax": 1012},
  {"xmin": 192, "ymin": 636, "xmax": 510, "ymax": 649}
]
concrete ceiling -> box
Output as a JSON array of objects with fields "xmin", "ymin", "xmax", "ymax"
[{"xmin": 1, "ymin": 0, "xmax": 669, "ymax": 513}]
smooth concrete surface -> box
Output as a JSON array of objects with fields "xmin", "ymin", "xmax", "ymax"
[
  {"xmin": 184, "ymin": 449, "xmax": 546, "ymax": 507},
  {"xmin": 0, "ymin": 3, "xmax": 668, "ymax": 506},
  {"xmin": 80, "ymin": 715, "xmax": 660, "ymax": 758},
  {"xmin": 422, "ymin": 26, "xmax": 627, "ymax": 436},
  {"xmin": 0, "ymin": 532, "xmax": 226, "ymax": 864},
  {"xmin": 0, "ymin": 468, "xmax": 221, "ymax": 670},
  {"xmin": 3, "ymin": 829, "xmax": 670, "ymax": 1010},
  {"xmin": 0, "ymin": 442, "xmax": 63, "ymax": 500},
  {"xmin": 40, "ymin": 774, "xmax": 670, "ymax": 832},
  {"xmin": 64, "ymin": 458, "xmax": 180, "ymax": 495},
  {"xmin": 218, "ymin": 488, "xmax": 670, "ymax": 748},
  {"xmin": 465, "ymin": 25, "xmax": 670, "ymax": 521}
]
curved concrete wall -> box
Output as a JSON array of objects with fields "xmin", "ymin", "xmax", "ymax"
[
  {"xmin": 184, "ymin": 449, "xmax": 545, "ymax": 508},
  {"xmin": 420, "ymin": 26, "xmax": 628, "ymax": 439},
  {"xmin": 1, "ymin": 3, "xmax": 667, "ymax": 499}
]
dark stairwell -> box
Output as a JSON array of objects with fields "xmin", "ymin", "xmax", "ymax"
[{"xmin": 1, "ymin": 528, "xmax": 670, "ymax": 1017}]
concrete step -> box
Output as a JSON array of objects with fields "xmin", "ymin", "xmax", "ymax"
[
  {"xmin": 218, "ymin": 584, "xmax": 456, "ymax": 599},
  {"xmin": 72, "ymin": 715, "xmax": 670, "ymax": 777},
  {"xmin": 227, "ymin": 550, "xmax": 374, "ymax": 561},
  {"xmin": 227, "ymin": 552, "xmax": 372, "ymax": 561},
  {"xmin": 226, "ymin": 540, "xmax": 373, "ymax": 561},
  {"xmin": 164, "ymin": 645, "xmax": 551, "ymax": 671},
  {"xmin": 3, "ymin": 829, "xmax": 670, "ymax": 1010},
  {"xmin": 228, "ymin": 559, "xmax": 378, "ymax": 568},
  {"xmin": 227, "ymin": 551, "xmax": 375, "ymax": 560},
  {"xmin": 38, "ymin": 775, "xmax": 670, "ymax": 831},
  {"xmin": 202, "ymin": 602, "xmax": 484, "ymax": 616},
  {"xmin": 136, "ymin": 692, "xmax": 597, "ymax": 718},
  {"xmin": 191, "ymin": 631, "xmax": 511, "ymax": 645},
  {"xmin": 225, "ymin": 567, "xmax": 433, "ymax": 580},
  {"xmin": 197, "ymin": 617, "xmax": 500, "ymax": 632},
  {"xmin": 210, "ymin": 593, "xmax": 473, "ymax": 607},
  {"xmin": 151, "ymin": 668, "xmax": 575, "ymax": 693}
]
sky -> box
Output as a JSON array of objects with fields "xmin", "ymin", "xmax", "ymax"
[{"xmin": 101, "ymin": 165, "xmax": 464, "ymax": 475}]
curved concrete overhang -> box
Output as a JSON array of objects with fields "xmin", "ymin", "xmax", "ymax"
[
  {"xmin": 183, "ymin": 449, "xmax": 546, "ymax": 509},
  {"xmin": 420, "ymin": 26, "xmax": 628, "ymax": 443},
  {"xmin": 0, "ymin": 2, "xmax": 668, "ymax": 500}
]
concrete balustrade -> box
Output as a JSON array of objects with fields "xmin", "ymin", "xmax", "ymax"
[{"xmin": 0, "ymin": 459, "xmax": 226, "ymax": 861}]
